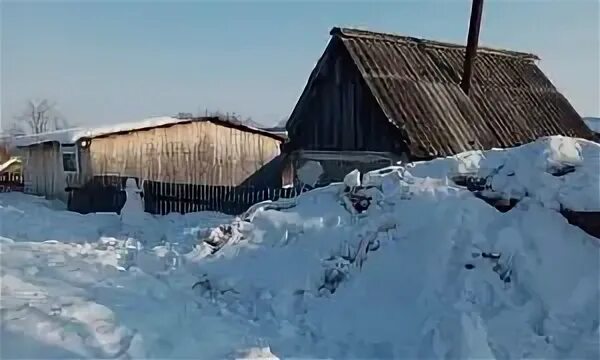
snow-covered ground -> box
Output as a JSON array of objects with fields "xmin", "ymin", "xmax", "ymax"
[{"xmin": 1, "ymin": 136, "xmax": 599, "ymax": 359}]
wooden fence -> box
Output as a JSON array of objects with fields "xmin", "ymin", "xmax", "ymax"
[
  {"xmin": 67, "ymin": 176, "xmax": 132, "ymax": 214},
  {"xmin": 143, "ymin": 180, "xmax": 305, "ymax": 215},
  {"xmin": 0, "ymin": 173, "xmax": 24, "ymax": 193},
  {"xmin": 66, "ymin": 175, "xmax": 307, "ymax": 215}
]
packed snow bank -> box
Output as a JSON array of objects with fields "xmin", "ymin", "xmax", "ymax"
[
  {"xmin": 0, "ymin": 192, "xmax": 229, "ymax": 247},
  {"xmin": 405, "ymin": 136, "xmax": 600, "ymax": 211},
  {"xmin": 190, "ymin": 180, "xmax": 599, "ymax": 358},
  {"xmin": 183, "ymin": 137, "xmax": 599, "ymax": 358},
  {"xmin": 1, "ymin": 136, "xmax": 598, "ymax": 359},
  {"xmin": 1, "ymin": 192, "xmax": 236, "ymax": 359}
]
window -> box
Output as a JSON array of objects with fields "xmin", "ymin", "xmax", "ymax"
[{"xmin": 61, "ymin": 145, "xmax": 78, "ymax": 173}]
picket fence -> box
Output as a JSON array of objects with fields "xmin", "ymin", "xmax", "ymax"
[
  {"xmin": 0, "ymin": 173, "xmax": 24, "ymax": 193},
  {"xmin": 67, "ymin": 175, "xmax": 306, "ymax": 215},
  {"xmin": 143, "ymin": 180, "xmax": 304, "ymax": 215}
]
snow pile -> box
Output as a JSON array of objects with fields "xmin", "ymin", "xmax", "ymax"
[
  {"xmin": 1, "ymin": 136, "xmax": 598, "ymax": 359},
  {"xmin": 0, "ymin": 192, "xmax": 229, "ymax": 247},
  {"xmin": 189, "ymin": 179, "xmax": 598, "ymax": 358},
  {"xmin": 1, "ymin": 192, "xmax": 235, "ymax": 359},
  {"xmin": 183, "ymin": 136, "xmax": 599, "ymax": 358},
  {"xmin": 406, "ymin": 136, "xmax": 600, "ymax": 211}
]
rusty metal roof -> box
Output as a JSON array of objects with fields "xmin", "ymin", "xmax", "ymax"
[{"xmin": 330, "ymin": 27, "xmax": 594, "ymax": 158}]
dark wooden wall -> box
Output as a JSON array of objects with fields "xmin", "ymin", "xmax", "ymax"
[{"xmin": 287, "ymin": 39, "xmax": 405, "ymax": 154}]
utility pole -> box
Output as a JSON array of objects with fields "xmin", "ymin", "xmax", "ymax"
[{"xmin": 461, "ymin": 0, "xmax": 485, "ymax": 95}]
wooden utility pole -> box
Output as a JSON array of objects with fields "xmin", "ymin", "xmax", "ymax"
[{"xmin": 461, "ymin": 0, "xmax": 485, "ymax": 95}]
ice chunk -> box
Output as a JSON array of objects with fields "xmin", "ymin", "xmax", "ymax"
[
  {"xmin": 343, "ymin": 169, "xmax": 361, "ymax": 188},
  {"xmin": 297, "ymin": 160, "xmax": 324, "ymax": 187}
]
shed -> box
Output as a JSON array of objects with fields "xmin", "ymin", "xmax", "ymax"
[
  {"xmin": 285, "ymin": 27, "xmax": 594, "ymax": 184},
  {"xmin": 16, "ymin": 117, "xmax": 285, "ymax": 204}
]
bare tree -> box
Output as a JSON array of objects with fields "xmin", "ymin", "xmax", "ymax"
[
  {"xmin": 11, "ymin": 99, "xmax": 71, "ymax": 134},
  {"xmin": 195, "ymin": 108, "xmax": 267, "ymax": 127}
]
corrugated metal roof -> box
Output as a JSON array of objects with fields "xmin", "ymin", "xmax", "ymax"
[{"xmin": 330, "ymin": 27, "xmax": 593, "ymax": 158}]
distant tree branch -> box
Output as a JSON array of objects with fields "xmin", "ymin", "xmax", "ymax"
[{"xmin": 11, "ymin": 98, "xmax": 72, "ymax": 134}]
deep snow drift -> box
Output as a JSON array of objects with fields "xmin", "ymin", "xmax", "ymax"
[{"xmin": 1, "ymin": 136, "xmax": 599, "ymax": 359}]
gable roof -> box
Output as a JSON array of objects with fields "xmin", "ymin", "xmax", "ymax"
[{"xmin": 288, "ymin": 27, "xmax": 593, "ymax": 158}]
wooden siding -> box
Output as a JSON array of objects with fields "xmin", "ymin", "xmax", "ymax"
[
  {"xmin": 86, "ymin": 121, "xmax": 282, "ymax": 186},
  {"xmin": 22, "ymin": 143, "xmax": 69, "ymax": 202},
  {"xmin": 288, "ymin": 39, "xmax": 405, "ymax": 154}
]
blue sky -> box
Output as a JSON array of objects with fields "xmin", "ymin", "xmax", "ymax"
[{"xmin": 1, "ymin": 0, "xmax": 598, "ymax": 128}]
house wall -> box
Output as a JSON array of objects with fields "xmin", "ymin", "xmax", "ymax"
[
  {"xmin": 85, "ymin": 121, "xmax": 282, "ymax": 187},
  {"xmin": 21, "ymin": 142, "xmax": 69, "ymax": 202},
  {"xmin": 287, "ymin": 39, "xmax": 406, "ymax": 154}
]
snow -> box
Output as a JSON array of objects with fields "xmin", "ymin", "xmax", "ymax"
[
  {"xmin": 1, "ymin": 136, "xmax": 599, "ymax": 359},
  {"xmin": 119, "ymin": 178, "xmax": 147, "ymax": 231},
  {"xmin": 13, "ymin": 128, "xmax": 86, "ymax": 147},
  {"xmin": 343, "ymin": 168, "xmax": 361, "ymax": 188},
  {"xmin": 405, "ymin": 136, "xmax": 600, "ymax": 211},
  {"xmin": 13, "ymin": 116, "xmax": 279, "ymax": 148},
  {"xmin": 77, "ymin": 116, "xmax": 189, "ymax": 140},
  {"xmin": 296, "ymin": 160, "xmax": 323, "ymax": 187},
  {"xmin": 0, "ymin": 158, "xmax": 21, "ymax": 173},
  {"xmin": 13, "ymin": 117, "xmax": 182, "ymax": 147}
]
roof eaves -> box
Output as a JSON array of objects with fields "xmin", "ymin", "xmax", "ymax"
[{"xmin": 85, "ymin": 116, "xmax": 285, "ymax": 142}]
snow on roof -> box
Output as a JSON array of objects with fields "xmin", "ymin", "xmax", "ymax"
[
  {"xmin": 14, "ymin": 117, "xmax": 181, "ymax": 147},
  {"xmin": 0, "ymin": 157, "xmax": 21, "ymax": 173},
  {"xmin": 13, "ymin": 128, "xmax": 86, "ymax": 147},
  {"xmin": 15, "ymin": 116, "xmax": 283, "ymax": 147},
  {"xmin": 583, "ymin": 117, "xmax": 600, "ymax": 133},
  {"xmin": 77, "ymin": 116, "xmax": 187, "ymax": 140}
]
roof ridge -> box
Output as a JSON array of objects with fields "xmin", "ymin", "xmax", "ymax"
[{"xmin": 330, "ymin": 27, "xmax": 539, "ymax": 61}]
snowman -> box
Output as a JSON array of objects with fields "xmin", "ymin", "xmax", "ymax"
[
  {"xmin": 117, "ymin": 178, "xmax": 146, "ymax": 269},
  {"xmin": 121, "ymin": 178, "xmax": 146, "ymax": 230}
]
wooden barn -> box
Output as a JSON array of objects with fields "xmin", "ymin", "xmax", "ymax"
[
  {"xmin": 284, "ymin": 27, "xmax": 594, "ymax": 185},
  {"xmin": 16, "ymin": 117, "xmax": 286, "ymax": 211}
]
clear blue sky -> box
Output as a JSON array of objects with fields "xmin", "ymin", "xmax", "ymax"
[{"xmin": 1, "ymin": 0, "xmax": 598, "ymax": 128}]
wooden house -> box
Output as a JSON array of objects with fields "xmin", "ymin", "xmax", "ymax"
[
  {"xmin": 284, "ymin": 27, "xmax": 594, "ymax": 185},
  {"xmin": 15, "ymin": 117, "xmax": 285, "ymax": 207}
]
